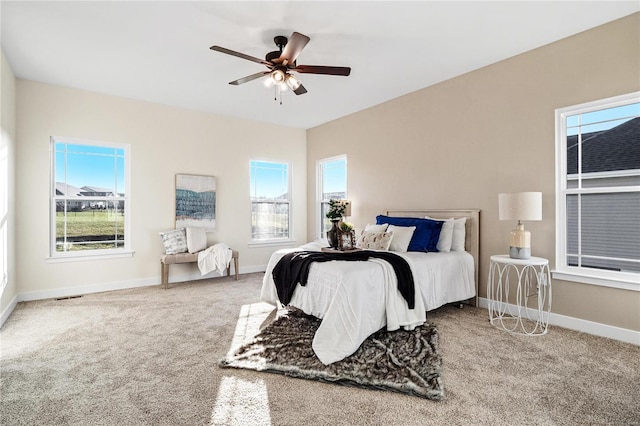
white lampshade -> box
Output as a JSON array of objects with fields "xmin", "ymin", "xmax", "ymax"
[
  {"xmin": 498, "ymin": 192, "xmax": 542, "ymax": 259},
  {"xmin": 341, "ymin": 200, "xmax": 352, "ymax": 217},
  {"xmin": 498, "ymin": 192, "xmax": 542, "ymax": 221}
]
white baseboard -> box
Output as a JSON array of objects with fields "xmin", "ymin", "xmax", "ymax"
[
  {"xmin": 477, "ymin": 297, "xmax": 640, "ymax": 346},
  {"xmin": 15, "ymin": 265, "xmax": 267, "ymax": 303},
  {"xmin": 164, "ymin": 265, "xmax": 266, "ymax": 284},
  {"xmin": 239, "ymin": 264, "xmax": 268, "ymax": 274},
  {"xmin": 0, "ymin": 294, "xmax": 18, "ymax": 328},
  {"xmin": 18, "ymin": 276, "xmax": 159, "ymax": 302},
  {"xmin": 8, "ymin": 273, "xmax": 636, "ymax": 346}
]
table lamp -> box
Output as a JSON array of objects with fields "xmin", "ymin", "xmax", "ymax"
[
  {"xmin": 498, "ymin": 192, "xmax": 542, "ymax": 259},
  {"xmin": 341, "ymin": 200, "xmax": 352, "ymax": 217}
]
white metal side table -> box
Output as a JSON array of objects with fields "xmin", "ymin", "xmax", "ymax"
[{"xmin": 487, "ymin": 255, "xmax": 552, "ymax": 335}]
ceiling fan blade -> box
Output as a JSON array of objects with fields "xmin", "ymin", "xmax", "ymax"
[
  {"xmin": 229, "ymin": 71, "xmax": 269, "ymax": 85},
  {"xmin": 293, "ymin": 65, "xmax": 351, "ymax": 76},
  {"xmin": 279, "ymin": 32, "xmax": 310, "ymax": 64},
  {"xmin": 210, "ymin": 45, "xmax": 272, "ymax": 66},
  {"xmin": 293, "ymin": 84, "xmax": 308, "ymax": 96}
]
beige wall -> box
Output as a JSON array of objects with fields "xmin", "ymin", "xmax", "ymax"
[
  {"xmin": 15, "ymin": 80, "xmax": 306, "ymax": 297},
  {"xmin": 307, "ymin": 14, "xmax": 640, "ymax": 331},
  {"xmin": 1, "ymin": 50, "xmax": 17, "ymax": 320}
]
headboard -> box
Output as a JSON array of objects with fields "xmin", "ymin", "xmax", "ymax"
[{"xmin": 386, "ymin": 209, "xmax": 480, "ymax": 306}]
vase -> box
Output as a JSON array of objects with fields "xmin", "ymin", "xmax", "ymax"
[{"xmin": 327, "ymin": 219, "xmax": 340, "ymax": 249}]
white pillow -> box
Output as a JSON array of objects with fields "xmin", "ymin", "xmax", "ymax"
[
  {"xmin": 386, "ymin": 225, "xmax": 416, "ymax": 252},
  {"xmin": 186, "ymin": 227, "xmax": 207, "ymax": 253},
  {"xmin": 364, "ymin": 223, "xmax": 389, "ymax": 233},
  {"xmin": 425, "ymin": 216, "xmax": 454, "ymax": 252},
  {"xmin": 451, "ymin": 217, "xmax": 467, "ymax": 252},
  {"xmin": 356, "ymin": 230, "xmax": 393, "ymax": 251},
  {"xmin": 299, "ymin": 239, "xmax": 325, "ymax": 251},
  {"xmin": 159, "ymin": 228, "xmax": 188, "ymax": 255}
]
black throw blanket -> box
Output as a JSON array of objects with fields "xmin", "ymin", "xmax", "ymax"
[{"xmin": 272, "ymin": 250, "xmax": 415, "ymax": 309}]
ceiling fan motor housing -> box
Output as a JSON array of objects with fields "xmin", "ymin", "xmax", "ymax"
[
  {"xmin": 266, "ymin": 35, "xmax": 288, "ymax": 63},
  {"xmin": 273, "ymin": 35, "xmax": 288, "ymax": 48},
  {"xmin": 265, "ymin": 50, "xmax": 281, "ymax": 63}
]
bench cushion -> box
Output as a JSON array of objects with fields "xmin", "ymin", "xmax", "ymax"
[
  {"xmin": 161, "ymin": 252, "xmax": 199, "ymax": 264},
  {"xmin": 161, "ymin": 249, "xmax": 239, "ymax": 265}
]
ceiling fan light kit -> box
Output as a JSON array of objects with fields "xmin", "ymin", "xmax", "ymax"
[
  {"xmin": 285, "ymin": 74, "xmax": 301, "ymax": 90},
  {"xmin": 210, "ymin": 32, "xmax": 351, "ymax": 104},
  {"xmin": 270, "ymin": 68, "xmax": 286, "ymax": 84}
]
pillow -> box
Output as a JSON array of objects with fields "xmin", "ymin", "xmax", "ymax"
[
  {"xmin": 299, "ymin": 240, "xmax": 325, "ymax": 251},
  {"xmin": 356, "ymin": 230, "xmax": 393, "ymax": 251},
  {"xmin": 376, "ymin": 215, "xmax": 443, "ymax": 252},
  {"xmin": 364, "ymin": 223, "xmax": 389, "ymax": 233},
  {"xmin": 186, "ymin": 227, "xmax": 207, "ymax": 253},
  {"xmin": 386, "ymin": 225, "xmax": 415, "ymax": 252},
  {"xmin": 451, "ymin": 217, "xmax": 467, "ymax": 252},
  {"xmin": 425, "ymin": 216, "xmax": 454, "ymax": 253},
  {"xmin": 159, "ymin": 228, "xmax": 188, "ymax": 255}
]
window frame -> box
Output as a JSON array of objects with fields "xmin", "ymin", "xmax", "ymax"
[
  {"xmin": 317, "ymin": 155, "xmax": 347, "ymax": 239},
  {"xmin": 248, "ymin": 159, "xmax": 293, "ymax": 246},
  {"xmin": 554, "ymin": 92, "xmax": 640, "ymax": 291},
  {"xmin": 0, "ymin": 144, "xmax": 8, "ymax": 292},
  {"xmin": 49, "ymin": 136, "xmax": 132, "ymax": 262}
]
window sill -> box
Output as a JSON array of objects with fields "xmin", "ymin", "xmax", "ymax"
[
  {"xmin": 46, "ymin": 250, "xmax": 135, "ymax": 263},
  {"xmin": 552, "ymin": 270, "xmax": 640, "ymax": 292},
  {"xmin": 248, "ymin": 240, "xmax": 297, "ymax": 248}
]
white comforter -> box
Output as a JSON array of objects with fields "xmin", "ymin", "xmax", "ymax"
[{"xmin": 260, "ymin": 242, "xmax": 475, "ymax": 365}]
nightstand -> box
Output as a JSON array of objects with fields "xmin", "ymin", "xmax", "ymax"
[{"xmin": 487, "ymin": 255, "xmax": 552, "ymax": 335}]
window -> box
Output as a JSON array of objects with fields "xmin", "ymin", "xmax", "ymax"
[
  {"xmin": 318, "ymin": 156, "xmax": 347, "ymax": 238},
  {"xmin": 249, "ymin": 160, "xmax": 291, "ymax": 242},
  {"xmin": 50, "ymin": 137, "xmax": 131, "ymax": 260},
  {"xmin": 555, "ymin": 92, "xmax": 640, "ymax": 290}
]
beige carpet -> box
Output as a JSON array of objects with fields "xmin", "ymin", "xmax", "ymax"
[{"xmin": 1, "ymin": 273, "xmax": 639, "ymax": 425}]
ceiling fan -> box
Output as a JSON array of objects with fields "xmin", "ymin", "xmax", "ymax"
[{"xmin": 210, "ymin": 32, "xmax": 351, "ymax": 99}]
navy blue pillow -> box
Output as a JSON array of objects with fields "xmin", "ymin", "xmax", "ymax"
[{"xmin": 376, "ymin": 215, "xmax": 444, "ymax": 252}]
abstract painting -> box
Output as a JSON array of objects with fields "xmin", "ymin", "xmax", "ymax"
[{"xmin": 175, "ymin": 174, "xmax": 216, "ymax": 229}]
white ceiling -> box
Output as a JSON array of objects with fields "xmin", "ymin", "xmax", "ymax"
[{"xmin": 1, "ymin": 1, "xmax": 638, "ymax": 129}]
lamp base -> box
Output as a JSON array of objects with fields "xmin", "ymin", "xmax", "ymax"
[
  {"xmin": 509, "ymin": 246, "xmax": 531, "ymax": 259},
  {"xmin": 509, "ymin": 223, "xmax": 531, "ymax": 259}
]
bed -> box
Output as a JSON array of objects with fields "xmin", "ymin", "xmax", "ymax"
[{"xmin": 260, "ymin": 209, "xmax": 480, "ymax": 365}]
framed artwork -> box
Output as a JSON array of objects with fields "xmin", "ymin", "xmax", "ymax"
[
  {"xmin": 175, "ymin": 174, "xmax": 216, "ymax": 229},
  {"xmin": 338, "ymin": 229, "xmax": 356, "ymax": 251}
]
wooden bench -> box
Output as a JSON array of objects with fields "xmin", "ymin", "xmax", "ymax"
[{"xmin": 161, "ymin": 249, "xmax": 239, "ymax": 289}]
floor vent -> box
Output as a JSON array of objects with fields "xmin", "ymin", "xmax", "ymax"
[{"xmin": 55, "ymin": 295, "xmax": 83, "ymax": 301}]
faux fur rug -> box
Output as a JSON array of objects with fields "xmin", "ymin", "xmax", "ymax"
[{"xmin": 219, "ymin": 308, "xmax": 444, "ymax": 400}]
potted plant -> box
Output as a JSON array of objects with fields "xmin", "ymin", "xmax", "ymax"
[{"xmin": 326, "ymin": 199, "xmax": 347, "ymax": 220}]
